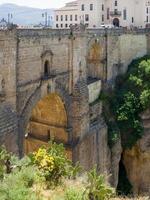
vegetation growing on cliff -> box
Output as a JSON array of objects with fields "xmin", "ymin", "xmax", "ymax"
[
  {"xmin": 0, "ymin": 145, "xmax": 115, "ymax": 200},
  {"xmin": 103, "ymin": 56, "xmax": 150, "ymax": 149}
]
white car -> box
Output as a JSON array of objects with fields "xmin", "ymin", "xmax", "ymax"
[{"xmin": 100, "ymin": 24, "xmax": 115, "ymax": 29}]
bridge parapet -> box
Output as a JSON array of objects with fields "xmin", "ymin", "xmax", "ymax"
[{"xmin": 87, "ymin": 28, "xmax": 150, "ymax": 36}]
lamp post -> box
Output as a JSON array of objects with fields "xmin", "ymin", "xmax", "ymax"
[
  {"xmin": 42, "ymin": 12, "xmax": 48, "ymax": 27},
  {"xmin": 8, "ymin": 13, "xmax": 13, "ymax": 24},
  {"xmin": 42, "ymin": 12, "xmax": 53, "ymax": 27}
]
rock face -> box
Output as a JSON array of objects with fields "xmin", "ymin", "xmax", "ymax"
[
  {"xmin": 110, "ymin": 138, "xmax": 122, "ymax": 188},
  {"xmin": 123, "ymin": 109, "xmax": 150, "ymax": 195}
]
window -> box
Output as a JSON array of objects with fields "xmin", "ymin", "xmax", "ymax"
[
  {"xmin": 107, "ymin": 8, "xmax": 110, "ymax": 20},
  {"xmin": 56, "ymin": 15, "xmax": 58, "ymax": 21},
  {"xmin": 70, "ymin": 15, "xmax": 72, "ymax": 21},
  {"xmin": 102, "ymin": 4, "xmax": 104, "ymax": 11},
  {"xmin": 65, "ymin": 15, "xmax": 68, "ymax": 21},
  {"xmin": 75, "ymin": 15, "xmax": 78, "ymax": 21},
  {"xmin": 56, "ymin": 24, "xmax": 59, "ymax": 28},
  {"xmin": 132, "ymin": 17, "xmax": 134, "ymax": 23},
  {"xmin": 147, "ymin": 7, "xmax": 149, "ymax": 14},
  {"xmin": 85, "ymin": 14, "xmax": 89, "ymax": 21},
  {"xmin": 65, "ymin": 24, "xmax": 68, "ymax": 28},
  {"xmin": 85, "ymin": 23, "xmax": 89, "ymax": 27},
  {"xmin": 81, "ymin": 4, "xmax": 84, "ymax": 11},
  {"xmin": 61, "ymin": 15, "xmax": 63, "ymax": 21},
  {"xmin": 102, "ymin": 14, "xmax": 104, "ymax": 22},
  {"xmin": 123, "ymin": 9, "xmax": 127, "ymax": 20},
  {"xmin": 61, "ymin": 24, "xmax": 63, "ymax": 28},
  {"xmin": 115, "ymin": 1, "xmax": 117, "ymax": 6},
  {"xmin": 90, "ymin": 4, "xmax": 93, "ymax": 11},
  {"xmin": 44, "ymin": 60, "xmax": 49, "ymax": 76},
  {"xmin": 47, "ymin": 130, "xmax": 50, "ymax": 141},
  {"xmin": 147, "ymin": 16, "xmax": 149, "ymax": 22}
]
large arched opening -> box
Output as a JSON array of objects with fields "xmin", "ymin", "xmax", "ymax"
[
  {"xmin": 24, "ymin": 93, "xmax": 72, "ymax": 158},
  {"xmin": 113, "ymin": 18, "xmax": 120, "ymax": 27}
]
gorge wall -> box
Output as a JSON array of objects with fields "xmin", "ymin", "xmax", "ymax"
[{"xmin": 123, "ymin": 109, "xmax": 150, "ymax": 195}]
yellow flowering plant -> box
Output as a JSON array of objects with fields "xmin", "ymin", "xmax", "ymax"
[{"xmin": 31, "ymin": 141, "xmax": 74, "ymax": 186}]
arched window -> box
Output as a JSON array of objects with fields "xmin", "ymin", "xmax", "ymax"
[
  {"xmin": 44, "ymin": 60, "xmax": 49, "ymax": 77},
  {"xmin": 113, "ymin": 18, "xmax": 120, "ymax": 27}
]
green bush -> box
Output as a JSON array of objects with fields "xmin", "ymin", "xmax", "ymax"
[
  {"xmin": 0, "ymin": 166, "xmax": 43, "ymax": 200},
  {"xmin": 0, "ymin": 146, "xmax": 11, "ymax": 179},
  {"xmin": 103, "ymin": 56, "xmax": 150, "ymax": 149},
  {"xmin": 84, "ymin": 168, "xmax": 115, "ymax": 200},
  {"xmin": 30, "ymin": 141, "xmax": 76, "ymax": 187},
  {"xmin": 65, "ymin": 187, "xmax": 84, "ymax": 200}
]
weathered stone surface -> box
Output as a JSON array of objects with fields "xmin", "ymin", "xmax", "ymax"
[
  {"xmin": 88, "ymin": 79, "xmax": 101, "ymax": 104},
  {"xmin": 74, "ymin": 118, "xmax": 111, "ymax": 177},
  {"xmin": 0, "ymin": 106, "xmax": 18, "ymax": 154},
  {"xmin": 110, "ymin": 138, "xmax": 122, "ymax": 188},
  {"xmin": 123, "ymin": 109, "xmax": 150, "ymax": 195}
]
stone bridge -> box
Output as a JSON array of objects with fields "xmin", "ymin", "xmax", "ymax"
[{"xmin": 0, "ymin": 27, "xmax": 150, "ymax": 186}]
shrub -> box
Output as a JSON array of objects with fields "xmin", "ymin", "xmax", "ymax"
[
  {"xmin": 84, "ymin": 168, "xmax": 115, "ymax": 200},
  {"xmin": 103, "ymin": 56, "xmax": 150, "ymax": 149},
  {"xmin": 30, "ymin": 141, "xmax": 74, "ymax": 186},
  {"xmin": 0, "ymin": 146, "xmax": 11, "ymax": 179},
  {"xmin": 0, "ymin": 165, "xmax": 43, "ymax": 200},
  {"xmin": 64, "ymin": 187, "xmax": 84, "ymax": 200}
]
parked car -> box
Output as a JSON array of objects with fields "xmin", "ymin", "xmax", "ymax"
[{"xmin": 100, "ymin": 24, "xmax": 115, "ymax": 29}]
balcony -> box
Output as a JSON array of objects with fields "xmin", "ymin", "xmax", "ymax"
[
  {"xmin": 110, "ymin": 11, "xmax": 121, "ymax": 17},
  {"xmin": 87, "ymin": 77, "xmax": 101, "ymax": 104}
]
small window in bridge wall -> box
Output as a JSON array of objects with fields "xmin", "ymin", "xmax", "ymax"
[{"xmin": 44, "ymin": 60, "xmax": 50, "ymax": 77}]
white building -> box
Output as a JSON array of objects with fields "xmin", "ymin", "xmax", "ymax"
[{"xmin": 54, "ymin": 0, "xmax": 150, "ymax": 29}]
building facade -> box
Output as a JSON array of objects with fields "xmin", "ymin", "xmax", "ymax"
[{"xmin": 54, "ymin": 0, "xmax": 150, "ymax": 29}]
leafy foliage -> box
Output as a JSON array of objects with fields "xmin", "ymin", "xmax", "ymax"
[
  {"xmin": 0, "ymin": 146, "xmax": 11, "ymax": 179},
  {"xmin": 84, "ymin": 168, "xmax": 115, "ymax": 200},
  {"xmin": 30, "ymin": 141, "xmax": 76, "ymax": 186},
  {"xmin": 103, "ymin": 56, "xmax": 150, "ymax": 148},
  {"xmin": 64, "ymin": 187, "xmax": 84, "ymax": 200},
  {"xmin": 0, "ymin": 166, "xmax": 43, "ymax": 200}
]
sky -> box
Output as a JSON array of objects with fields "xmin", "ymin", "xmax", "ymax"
[{"xmin": 0, "ymin": 0, "xmax": 69, "ymax": 8}]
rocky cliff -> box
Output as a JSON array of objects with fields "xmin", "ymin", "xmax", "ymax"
[{"xmin": 123, "ymin": 109, "xmax": 150, "ymax": 195}]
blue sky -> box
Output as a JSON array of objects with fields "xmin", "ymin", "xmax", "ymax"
[{"xmin": 0, "ymin": 0, "xmax": 69, "ymax": 8}]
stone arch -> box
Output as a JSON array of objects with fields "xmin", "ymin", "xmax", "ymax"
[
  {"xmin": 18, "ymin": 81, "xmax": 72, "ymax": 157},
  {"xmin": 113, "ymin": 18, "xmax": 120, "ymax": 27},
  {"xmin": 87, "ymin": 38, "xmax": 104, "ymax": 79}
]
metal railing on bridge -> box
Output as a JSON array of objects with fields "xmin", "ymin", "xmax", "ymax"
[{"xmin": 110, "ymin": 11, "xmax": 122, "ymax": 17}]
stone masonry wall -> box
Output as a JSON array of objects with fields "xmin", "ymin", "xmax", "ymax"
[
  {"xmin": 0, "ymin": 30, "xmax": 17, "ymax": 110},
  {"xmin": 107, "ymin": 33, "xmax": 147, "ymax": 86}
]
